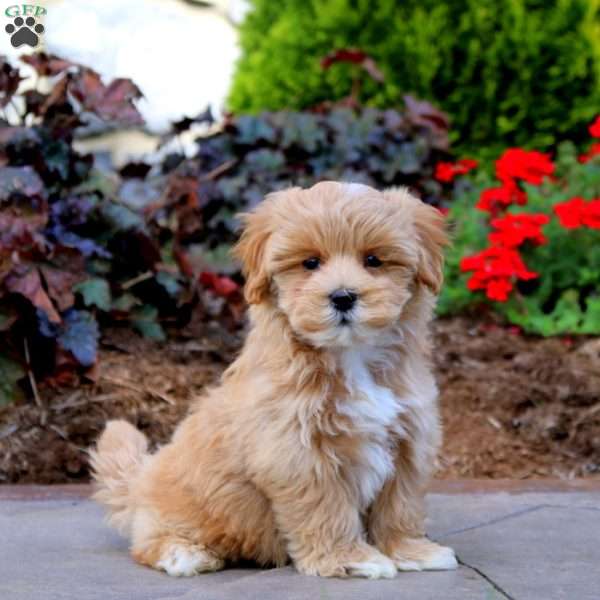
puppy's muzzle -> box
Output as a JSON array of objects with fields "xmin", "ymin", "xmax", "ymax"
[{"xmin": 329, "ymin": 289, "xmax": 358, "ymax": 313}]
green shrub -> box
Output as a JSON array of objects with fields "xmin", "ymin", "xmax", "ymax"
[
  {"xmin": 439, "ymin": 141, "xmax": 600, "ymax": 335},
  {"xmin": 229, "ymin": 0, "xmax": 600, "ymax": 156}
]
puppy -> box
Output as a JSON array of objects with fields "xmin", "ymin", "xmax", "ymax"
[{"xmin": 90, "ymin": 181, "xmax": 457, "ymax": 579}]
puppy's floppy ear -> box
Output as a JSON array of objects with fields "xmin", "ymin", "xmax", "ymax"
[
  {"xmin": 232, "ymin": 206, "xmax": 272, "ymax": 305},
  {"xmin": 384, "ymin": 188, "xmax": 449, "ymax": 294},
  {"xmin": 412, "ymin": 200, "xmax": 449, "ymax": 294}
]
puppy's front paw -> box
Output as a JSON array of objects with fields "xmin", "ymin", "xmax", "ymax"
[
  {"xmin": 296, "ymin": 545, "xmax": 397, "ymax": 579},
  {"xmin": 156, "ymin": 543, "xmax": 224, "ymax": 577},
  {"xmin": 390, "ymin": 537, "xmax": 457, "ymax": 572},
  {"xmin": 345, "ymin": 553, "xmax": 397, "ymax": 579}
]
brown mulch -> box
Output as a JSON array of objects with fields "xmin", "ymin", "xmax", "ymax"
[
  {"xmin": 435, "ymin": 318, "xmax": 600, "ymax": 479},
  {"xmin": 0, "ymin": 318, "xmax": 599, "ymax": 483}
]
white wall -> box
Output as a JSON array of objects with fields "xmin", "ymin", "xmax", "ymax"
[{"xmin": 1, "ymin": 0, "xmax": 243, "ymax": 133}]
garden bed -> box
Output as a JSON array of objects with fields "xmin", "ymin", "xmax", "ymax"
[{"xmin": 1, "ymin": 316, "xmax": 598, "ymax": 483}]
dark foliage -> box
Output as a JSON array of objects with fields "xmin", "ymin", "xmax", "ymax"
[
  {"xmin": 151, "ymin": 96, "xmax": 453, "ymax": 252},
  {"xmin": 0, "ymin": 54, "xmax": 244, "ymax": 404},
  {"xmin": 0, "ymin": 52, "xmax": 458, "ymax": 404}
]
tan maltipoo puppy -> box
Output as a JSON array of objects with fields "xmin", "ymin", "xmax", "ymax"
[{"xmin": 91, "ymin": 182, "xmax": 456, "ymax": 578}]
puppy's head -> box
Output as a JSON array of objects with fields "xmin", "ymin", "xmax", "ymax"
[{"xmin": 233, "ymin": 182, "xmax": 447, "ymax": 348}]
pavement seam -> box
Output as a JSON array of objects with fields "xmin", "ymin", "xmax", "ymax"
[
  {"xmin": 435, "ymin": 505, "xmax": 545, "ymax": 538},
  {"xmin": 537, "ymin": 503, "xmax": 600, "ymax": 513},
  {"xmin": 456, "ymin": 556, "xmax": 516, "ymax": 600}
]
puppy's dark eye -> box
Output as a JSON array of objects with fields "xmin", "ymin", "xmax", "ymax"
[
  {"xmin": 302, "ymin": 257, "xmax": 320, "ymax": 270},
  {"xmin": 364, "ymin": 255, "xmax": 383, "ymax": 268}
]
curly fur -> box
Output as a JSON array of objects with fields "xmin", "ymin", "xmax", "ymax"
[{"xmin": 90, "ymin": 181, "xmax": 457, "ymax": 578}]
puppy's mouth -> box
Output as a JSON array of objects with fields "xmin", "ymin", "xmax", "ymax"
[{"xmin": 337, "ymin": 313, "xmax": 353, "ymax": 326}]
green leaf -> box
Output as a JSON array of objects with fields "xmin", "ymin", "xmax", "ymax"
[
  {"xmin": 101, "ymin": 201, "xmax": 145, "ymax": 231},
  {"xmin": 0, "ymin": 353, "xmax": 25, "ymax": 406},
  {"xmin": 112, "ymin": 293, "xmax": 140, "ymax": 312},
  {"xmin": 131, "ymin": 305, "xmax": 166, "ymax": 341},
  {"xmin": 582, "ymin": 296, "xmax": 600, "ymax": 335},
  {"xmin": 74, "ymin": 278, "xmax": 112, "ymax": 311},
  {"xmin": 73, "ymin": 168, "xmax": 118, "ymax": 197},
  {"xmin": 156, "ymin": 272, "xmax": 182, "ymax": 297}
]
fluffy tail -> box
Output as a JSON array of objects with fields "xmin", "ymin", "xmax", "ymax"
[{"xmin": 89, "ymin": 420, "xmax": 148, "ymax": 535}]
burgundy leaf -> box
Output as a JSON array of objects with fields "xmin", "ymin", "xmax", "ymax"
[
  {"xmin": 321, "ymin": 49, "xmax": 369, "ymax": 68},
  {"xmin": 21, "ymin": 53, "xmax": 77, "ymax": 77},
  {"xmin": 320, "ymin": 48, "xmax": 384, "ymax": 83},
  {"xmin": 69, "ymin": 69, "xmax": 144, "ymax": 126},
  {"xmin": 0, "ymin": 210, "xmax": 47, "ymax": 248},
  {"xmin": 39, "ymin": 265, "xmax": 83, "ymax": 312},
  {"xmin": 5, "ymin": 266, "xmax": 61, "ymax": 323},
  {"xmin": 403, "ymin": 95, "xmax": 450, "ymax": 151},
  {"xmin": 403, "ymin": 94, "xmax": 450, "ymax": 130},
  {"xmin": 0, "ymin": 58, "xmax": 22, "ymax": 108}
]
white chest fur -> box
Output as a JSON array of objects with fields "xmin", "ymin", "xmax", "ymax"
[{"xmin": 337, "ymin": 349, "xmax": 404, "ymax": 508}]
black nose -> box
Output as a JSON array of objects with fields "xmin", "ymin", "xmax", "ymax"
[{"xmin": 330, "ymin": 289, "xmax": 357, "ymax": 312}]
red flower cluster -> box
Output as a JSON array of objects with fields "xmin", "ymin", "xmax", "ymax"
[
  {"xmin": 460, "ymin": 246, "xmax": 539, "ymax": 301},
  {"xmin": 578, "ymin": 142, "xmax": 600, "ymax": 164},
  {"xmin": 461, "ymin": 119, "xmax": 599, "ymax": 304},
  {"xmin": 495, "ymin": 149, "xmax": 554, "ymax": 185},
  {"xmin": 476, "ymin": 179, "xmax": 527, "ymax": 211},
  {"xmin": 488, "ymin": 214, "xmax": 550, "ymax": 247},
  {"xmin": 554, "ymin": 197, "xmax": 600, "ymax": 230},
  {"xmin": 434, "ymin": 158, "xmax": 478, "ymax": 182},
  {"xmin": 589, "ymin": 116, "xmax": 600, "ymax": 138},
  {"xmin": 476, "ymin": 149, "xmax": 554, "ymax": 213}
]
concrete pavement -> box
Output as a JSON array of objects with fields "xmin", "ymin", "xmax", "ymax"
[{"xmin": 0, "ymin": 481, "xmax": 598, "ymax": 600}]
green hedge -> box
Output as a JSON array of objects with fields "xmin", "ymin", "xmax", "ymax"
[{"xmin": 229, "ymin": 0, "xmax": 600, "ymax": 156}]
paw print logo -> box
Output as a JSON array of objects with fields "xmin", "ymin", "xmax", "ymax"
[{"xmin": 5, "ymin": 16, "xmax": 44, "ymax": 48}]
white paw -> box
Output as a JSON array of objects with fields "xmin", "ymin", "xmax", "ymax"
[
  {"xmin": 419, "ymin": 545, "xmax": 458, "ymax": 571},
  {"xmin": 395, "ymin": 559, "xmax": 423, "ymax": 572},
  {"xmin": 346, "ymin": 554, "xmax": 397, "ymax": 579},
  {"xmin": 395, "ymin": 545, "xmax": 458, "ymax": 572},
  {"xmin": 156, "ymin": 543, "xmax": 224, "ymax": 577}
]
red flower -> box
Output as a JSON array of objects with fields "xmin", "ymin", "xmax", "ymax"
[
  {"xmin": 589, "ymin": 116, "xmax": 600, "ymax": 138},
  {"xmin": 553, "ymin": 197, "xmax": 600, "ymax": 230},
  {"xmin": 457, "ymin": 158, "xmax": 478, "ymax": 172},
  {"xmin": 495, "ymin": 148, "xmax": 554, "ymax": 185},
  {"xmin": 460, "ymin": 246, "xmax": 537, "ymax": 280},
  {"xmin": 485, "ymin": 278, "xmax": 514, "ymax": 302},
  {"xmin": 434, "ymin": 158, "xmax": 478, "ymax": 182},
  {"xmin": 476, "ymin": 179, "xmax": 527, "ymax": 212},
  {"xmin": 578, "ymin": 142, "xmax": 600, "ymax": 164},
  {"xmin": 434, "ymin": 162, "xmax": 455, "ymax": 182},
  {"xmin": 582, "ymin": 199, "xmax": 600, "ymax": 229},
  {"xmin": 554, "ymin": 197, "xmax": 587, "ymax": 229},
  {"xmin": 488, "ymin": 213, "xmax": 550, "ymax": 247},
  {"xmin": 460, "ymin": 245, "xmax": 538, "ymax": 302},
  {"xmin": 199, "ymin": 271, "xmax": 239, "ymax": 297}
]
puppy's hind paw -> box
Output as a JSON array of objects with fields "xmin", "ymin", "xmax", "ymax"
[{"xmin": 156, "ymin": 543, "xmax": 224, "ymax": 577}]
